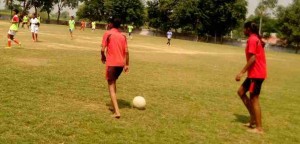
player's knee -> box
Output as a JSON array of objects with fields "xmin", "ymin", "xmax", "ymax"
[{"xmin": 237, "ymin": 89, "xmax": 244, "ymax": 97}]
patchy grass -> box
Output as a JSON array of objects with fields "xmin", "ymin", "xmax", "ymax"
[{"xmin": 0, "ymin": 21, "xmax": 299, "ymax": 143}]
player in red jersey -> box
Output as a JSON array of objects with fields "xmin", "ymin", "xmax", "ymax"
[
  {"xmin": 101, "ymin": 18, "xmax": 129, "ymax": 119},
  {"xmin": 236, "ymin": 22, "xmax": 267, "ymax": 134}
]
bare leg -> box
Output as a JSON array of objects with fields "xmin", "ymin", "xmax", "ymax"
[
  {"xmin": 249, "ymin": 94, "xmax": 263, "ymax": 133},
  {"xmin": 108, "ymin": 80, "xmax": 120, "ymax": 118},
  {"xmin": 35, "ymin": 33, "xmax": 38, "ymax": 42},
  {"xmin": 32, "ymin": 33, "xmax": 35, "ymax": 41},
  {"xmin": 237, "ymin": 86, "xmax": 255, "ymax": 126}
]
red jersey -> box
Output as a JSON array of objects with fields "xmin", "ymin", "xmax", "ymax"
[
  {"xmin": 102, "ymin": 28, "xmax": 128, "ymax": 66},
  {"xmin": 246, "ymin": 34, "xmax": 267, "ymax": 79}
]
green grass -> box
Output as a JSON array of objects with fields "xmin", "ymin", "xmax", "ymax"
[{"xmin": 0, "ymin": 21, "xmax": 300, "ymax": 143}]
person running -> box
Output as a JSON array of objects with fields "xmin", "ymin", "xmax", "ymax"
[
  {"xmin": 80, "ymin": 20, "xmax": 86, "ymax": 31},
  {"xmin": 22, "ymin": 14, "xmax": 29, "ymax": 29},
  {"xmin": 236, "ymin": 21, "xmax": 267, "ymax": 134},
  {"xmin": 6, "ymin": 9, "xmax": 21, "ymax": 48},
  {"xmin": 92, "ymin": 21, "xmax": 96, "ymax": 32},
  {"xmin": 166, "ymin": 29, "xmax": 172, "ymax": 46},
  {"xmin": 101, "ymin": 18, "xmax": 129, "ymax": 119},
  {"xmin": 68, "ymin": 16, "xmax": 76, "ymax": 39},
  {"xmin": 127, "ymin": 24, "xmax": 134, "ymax": 39},
  {"xmin": 30, "ymin": 13, "xmax": 40, "ymax": 42}
]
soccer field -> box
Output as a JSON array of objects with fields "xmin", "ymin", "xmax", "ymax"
[{"xmin": 0, "ymin": 21, "xmax": 299, "ymax": 143}]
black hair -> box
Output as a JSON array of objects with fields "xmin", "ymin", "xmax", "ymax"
[
  {"xmin": 13, "ymin": 9, "xmax": 19, "ymax": 14},
  {"xmin": 111, "ymin": 18, "xmax": 121, "ymax": 28},
  {"xmin": 244, "ymin": 21, "xmax": 265, "ymax": 48},
  {"xmin": 244, "ymin": 22, "xmax": 259, "ymax": 36},
  {"xmin": 71, "ymin": 16, "xmax": 74, "ymax": 19}
]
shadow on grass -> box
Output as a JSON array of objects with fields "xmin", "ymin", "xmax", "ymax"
[
  {"xmin": 233, "ymin": 114, "xmax": 249, "ymax": 123},
  {"xmin": 106, "ymin": 99, "xmax": 131, "ymax": 110}
]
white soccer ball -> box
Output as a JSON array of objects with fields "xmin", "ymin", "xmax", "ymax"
[{"xmin": 132, "ymin": 96, "xmax": 146, "ymax": 109}]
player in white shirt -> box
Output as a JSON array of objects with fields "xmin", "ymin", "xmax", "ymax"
[
  {"xmin": 167, "ymin": 29, "xmax": 173, "ymax": 46},
  {"xmin": 30, "ymin": 13, "xmax": 40, "ymax": 42}
]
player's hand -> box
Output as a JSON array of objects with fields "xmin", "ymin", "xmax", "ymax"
[
  {"xmin": 101, "ymin": 57, "xmax": 106, "ymax": 64},
  {"xmin": 235, "ymin": 73, "xmax": 243, "ymax": 82},
  {"xmin": 124, "ymin": 65, "xmax": 129, "ymax": 73}
]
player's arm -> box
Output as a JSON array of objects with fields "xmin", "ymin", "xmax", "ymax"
[
  {"xmin": 240, "ymin": 54, "xmax": 256, "ymax": 74},
  {"xmin": 124, "ymin": 46, "xmax": 129, "ymax": 73},
  {"xmin": 236, "ymin": 53, "xmax": 256, "ymax": 81},
  {"xmin": 101, "ymin": 45, "xmax": 107, "ymax": 64}
]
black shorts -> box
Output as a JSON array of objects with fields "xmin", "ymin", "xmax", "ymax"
[
  {"xmin": 106, "ymin": 66, "xmax": 124, "ymax": 81},
  {"xmin": 129, "ymin": 32, "xmax": 132, "ymax": 36},
  {"xmin": 242, "ymin": 78, "xmax": 264, "ymax": 95}
]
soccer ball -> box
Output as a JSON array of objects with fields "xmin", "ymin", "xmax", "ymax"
[{"xmin": 132, "ymin": 96, "xmax": 146, "ymax": 109}]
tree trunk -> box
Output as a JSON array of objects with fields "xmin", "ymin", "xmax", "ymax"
[
  {"xmin": 47, "ymin": 11, "xmax": 50, "ymax": 23},
  {"xmin": 57, "ymin": 8, "xmax": 61, "ymax": 24},
  {"xmin": 214, "ymin": 31, "xmax": 217, "ymax": 43},
  {"xmin": 34, "ymin": 6, "xmax": 37, "ymax": 14},
  {"xmin": 22, "ymin": 0, "xmax": 26, "ymax": 14},
  {"xmin": 259, "ymin": 15, "xmax": 263, "ymax": 35}
]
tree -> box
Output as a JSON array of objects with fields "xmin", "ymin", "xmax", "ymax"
[
  {"xmin": 255, "ymin": 0, "xmax": 278, "ymax": 35},
  {"xmin": 53, "ymin": 0, "xmax": 81, "ymax": 23},
  {"xmin": 247, "ymin": 14, "xmax": 280, "ymax": 37},
  {"xmin": 105, "ymin": 0, "xmax": 145, "ymax": 27},
  {"xmin": 76, "ymin": 0, "xmax": 105, "ymax": 21},
  {"xmin": 277, "ymin": 0, "xmax": 300, "ymax": 53},
  {"xmin": 40, "ymin": 0, "xmax": 54, "ymax": 22},
  {"xmin": 197, "ymin": 0, "xmax": 247, "ymax": 42},
  {"xmin": 16, "ymin": 0, "xmax": 31, "ymax": 14}
]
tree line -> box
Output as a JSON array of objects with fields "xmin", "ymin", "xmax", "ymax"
[{"xmin": 4, "ymin": 0, "xmax": 300, "ymax": 53}]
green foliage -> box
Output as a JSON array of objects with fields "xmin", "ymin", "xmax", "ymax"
[
  {"xmin": 104, "ymin": 0, "xmax": 145, "ymax": 27},
  {"xmin": 147, "ymin": 0, "xmax": 247, "ymax": 37},
  {"xmin": 277, "ymin": 0, "xmax": 300, "ymax": 53},
  {"xmin": 248, "ymin": 15, "xmax": 280, "ymax": 34},
  {"xmin": 76, "ymin": 0, "xmax": 105, "ymax": 21}
]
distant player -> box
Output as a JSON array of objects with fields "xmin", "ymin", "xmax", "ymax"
[
  {"xmin": 6, "ymin": 9, "xmax": 21, "ymax": 48},
  {"xmin": 80, "ymin": 20, "xmax": 86, "ymax": 31},
  {"xmin": 127, "ymin": 24, "xmax": 134, "ymax": 39},
  {"xmin": 22, "ymin": 14, "xmax": 29, "ymax": 29},
  {"xmin": 236, "ymin": 21, "xmax": 267, "ymax": 134},
  {"xmin": 69, "ymin": 16, "xmax": 75, "ymax": 39},
  {"xmin": 101, "ymin": 18, "xmax": 129, "ymax": 119},
  {"xmin": 92, "ymin": 21, "xmax": 96, "ymax": 32},
  {"xmin": 30, "ymin": 13, "xmax": 40, "ymax": 42},
  {"xmin": 167, "ymin": 29, "xmax": 172, "ymax": 46},
  {"xmin": 37, "ymin": 14, "xmax": 41, "ymax": 25}
]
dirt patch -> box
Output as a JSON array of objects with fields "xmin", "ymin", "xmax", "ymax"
[{"xmin": 16, "ymin": 58, "xmax": 49, "ymax": 66}]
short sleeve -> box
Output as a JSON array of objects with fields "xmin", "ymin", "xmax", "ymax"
[
  {"xmin": 13, "ymin": 16, "xmax": 19, "ymax": 22},
  {"xmin": 102, "ymin": 32, "xmax": 109, "ymax": 47},
  {"xmin": 247, "ymin": 38, "xmax": 258, "ymax": 54}
]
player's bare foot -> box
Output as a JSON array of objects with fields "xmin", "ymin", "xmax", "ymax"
[
  {"xmin": 112, "ymin": 113, "xmax": 120, "ymax": 119},
  {"xmin": 247, "ymin": 128, "xmax": 264, "ymax": 134},
  {"xmin": 243, "ymin": 121, "xmax": 256, "ymax": 128}
]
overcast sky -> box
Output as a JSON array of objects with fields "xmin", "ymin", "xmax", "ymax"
[
  {"xmin": 0, "ymin": 0, "xmax": 294, "ymax": 17},
  {"xmin": 247, "ymin": 0, "xmax": 293, "ymax": 16}
]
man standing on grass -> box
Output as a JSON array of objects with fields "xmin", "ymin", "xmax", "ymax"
[
  {"xmin": 69, "ymin": 16, "xmax": 75, "ymax": 39},
  {"xmin": 80, "ymin": 20, "xmax": 86, "ymax": 31},
  {"xmin": 6, "ymin": 9, "xmax": 21, "ymax": 48},
  {"xmin": 167, "ymin": 29, "xmax": 172, "ymax": 46},
  {"xmin": 236, "ymin": 21, "xmax": 267, "ymax": 134},
  {"xmin": 30, "ymin": 13, "xmax": 40, "ymax": 42},
  {"xmin": 22, "ymin": 14, "xmax": 29, "ymax": 29},
  {"xmin": 101, "ymin": 18, "xmax": 129, "ymax": 119},
  {"xmin": 92, "ymin": 21, "xmax": 96, "ymax": 32},
  {"xmin": 127, "ymin": 24, "xmax": 134, "ymax": 39}
]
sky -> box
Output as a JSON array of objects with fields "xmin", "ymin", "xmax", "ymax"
[
  {"xmin": 247, "ymin": 0, "xmax": 293, "ymax": 17},
  {"xmin": 0, "ymin": 0, "xmax": 294, "ymax": 17}
]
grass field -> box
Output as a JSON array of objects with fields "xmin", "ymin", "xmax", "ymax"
[{"xmin": 0, "ymin": 20, "xmax": 300, "ymax": 143}]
